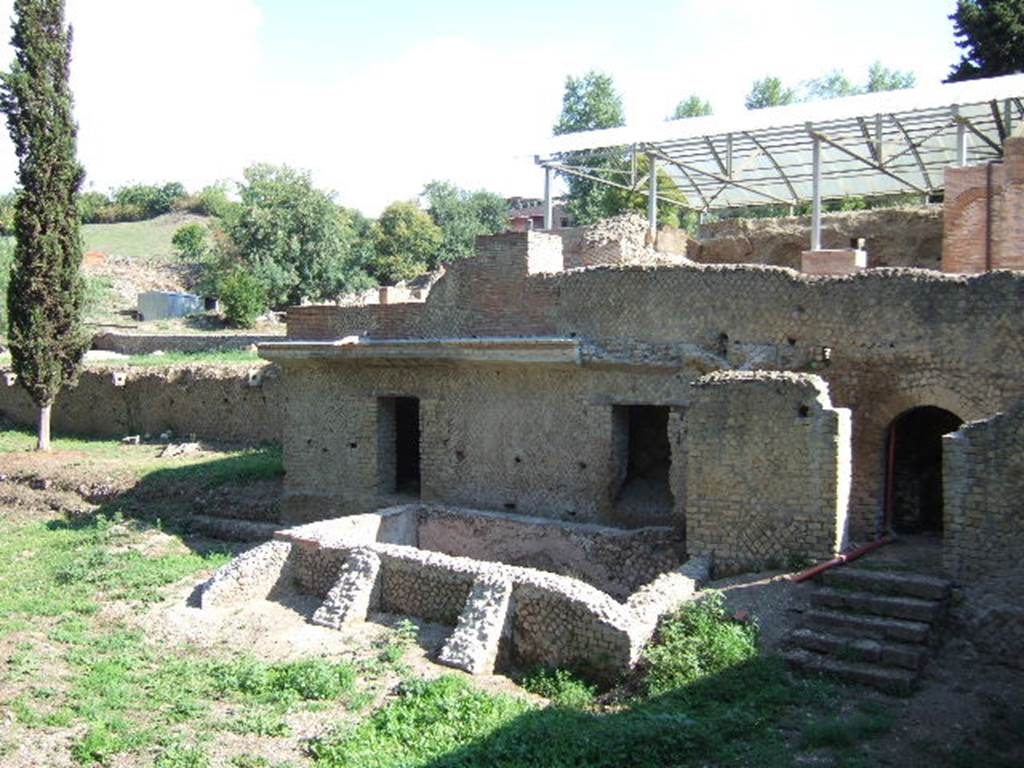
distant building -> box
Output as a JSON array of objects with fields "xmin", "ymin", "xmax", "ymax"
[{"xmin": 506, "ymin": 196, "xmax": 573, "ymax": 231}]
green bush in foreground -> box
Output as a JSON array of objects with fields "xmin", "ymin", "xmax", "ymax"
[{"xmin": 642, "ymin": 590, "xmax": 759, "ymax": 695}]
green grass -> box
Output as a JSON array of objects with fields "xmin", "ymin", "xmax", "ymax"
[
  {"xmin": 111, "ymin": 349, "xmax": 263, "ymax": 367},
  {"xmin": 82, "ymin": 213, "xmax": 212, "ymax": 264},
  {"xmin": 310, "ymin": 658, "xmax": 838, "ymax": 768}
]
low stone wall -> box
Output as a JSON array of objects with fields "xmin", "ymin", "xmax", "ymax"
[
  {"xmin": 943, "ymin": 401, "xmax": 1024, "ymax": 583},
  {"xmin": 92, "ymin": 332, "xmax": 284, "ymax": 355},
  {"xmin": 0, "ymin": 363, "xmax": 283, "ymax": 443},
  {"xmin": 415, "ymin": 506, "xmax": 683, "ymax": 599},
  {"xmin": 229, "ymin": 506, "xmax": 710, "ymax": 682},
  {"xmin": 685, "ymin": 372, "xmax": 851, "ymax": 575}
]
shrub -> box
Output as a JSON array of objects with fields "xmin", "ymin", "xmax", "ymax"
[
  {"xmin": 642, "ymin": 590, "xmax": 758, "ymax": 695},
  {"xmin": 521, "ymin": 667, "xmax": 597, "ymax": 708},
  {"xmin": 171, "ymin": 223, "xmax": 209, "ymax": 261},
  {"xmin": 218, "ymin": 268, "xmax": 267, "ymax": 327}
]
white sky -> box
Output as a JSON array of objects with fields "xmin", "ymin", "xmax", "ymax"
[{"xmin": 0, "ymin": 0, "xmax": 962, "ymax": 215}]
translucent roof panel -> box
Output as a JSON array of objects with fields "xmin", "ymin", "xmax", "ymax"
[{"xmin": 534, "ymin": 74, "xmax": 1024, "ymax": 211}]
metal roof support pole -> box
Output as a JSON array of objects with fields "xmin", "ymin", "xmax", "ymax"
[
  {"xmin": 955, "ymin": 107, "xmax": 968, "ymax": 166},
  {"xmin": 543, "ymin": 166, "xmax": 553, "ymax": 230},
  {"xmin": 1005, "ymin": 99, "xmax": 1015, "ymax": 137},
  {"xmin": 647, "ymin": 152, "xmax": 658, "ymax": 232},
  {"xmin": 811, "ymin": 136, "xmax": 822, "ymax": 251}
]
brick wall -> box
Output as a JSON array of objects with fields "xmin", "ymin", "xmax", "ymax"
[
  {"xmin": 942, "ymin": 136, "xmax": 1024, "ymax": 272},
  {"xmin": 684, "ymin": 372, "xmax": 850, "ymax": 575}
]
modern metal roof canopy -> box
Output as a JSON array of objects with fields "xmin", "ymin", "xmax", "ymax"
[{"xmin": 535, "ymin": 74, "xmax": 1024, "ymax": 235}]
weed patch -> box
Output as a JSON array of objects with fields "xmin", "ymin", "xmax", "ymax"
[{"xmin": 642, "ymin": 590, "xmax": 759, "ymax": 695}]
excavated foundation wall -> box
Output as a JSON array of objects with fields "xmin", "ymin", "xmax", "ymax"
[
  {"xmin": 261, "ymin": 507, "xmax": 706, "ymax": 681},
  {"xmin": 696, "ymin": 207, "xmax": 944, "ymax": 270},
  {"xmin": 0, "ymin": 364, "xmax": 283, "ymax": 443}
]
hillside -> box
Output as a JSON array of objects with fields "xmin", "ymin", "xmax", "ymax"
[
  {"xmin": 80, "ymin": 212, "xmax": 211, "ymax": 326},
  {"xmin": 82, "ymin": 211, "xmax": 213, "ymax": 265}
]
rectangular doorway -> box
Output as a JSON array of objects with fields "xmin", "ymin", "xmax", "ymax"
[
  {"xmin": 613, "ymin": 405, "xmax": 673, "ymax": 519},
  {"xmin": 379, "ymin": 397, "xmax": 421, "ymax": 496}
]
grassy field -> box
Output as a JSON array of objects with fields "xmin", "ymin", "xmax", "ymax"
[
  {"xmin": 82, "ymin": 213, "xmax": 212, "ymax": 264},
  {"xmin": 0, "ymin": 427, "xmax": 1020, "ymax": 767}
]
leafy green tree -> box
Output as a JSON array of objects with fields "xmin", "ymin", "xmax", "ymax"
[
  {"xmin": 225, "ymin": 163, "xmax": 373, "ymax": 306},
  {"xmin": 669, "ymin": 95, "xmax": 713, "ymax": 120},
  {"xmin": 370, "ymin": 200, "xmax": 443, "ymax": 284},
  {"xmin": 171, "ymin": 222, "xmax": 209, "ymax": 261},
  {"xmin": 744, "ymin": 76, "xmax": 796, "ymax": 109},
  {"xmin": 804, "ymin": 70, "xmax": 860, "ymax": 100},
  {"xmin": 866, "ymin": 61, "xmax": 916, "ymax": 92},
  {"xmin": 0, "ymin": 0, "xmax": 89, "ymax": 450},
  {"xmin": 553, "ymin": 71, "xmax": 626, "ymax": 224},
  {"xmin": 112, "ymin": 181, "xmax": 186, "ymax": 218},
  {"xmin": 597, "ymin": 155, "xmax": 694, "ymax": 230},
  {"xmin": 947, "ymin": 0, "xmax": 1024, "ymax": 81},
  {"xmin": 422, "ymin": 180, "xmax": 508, "ymax": 264}
]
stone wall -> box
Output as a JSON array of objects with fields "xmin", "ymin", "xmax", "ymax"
[
  {"xmin": 414, "ymin": 506, "xmax": 682, "ymax": 600},
  {"xmin": 696, "ymin": 207, "xmax": 943, "ymax": 270},
  {"xmin": 0, "ymin": 363, "xmax": 283, "ymax": 443},
  {"xmin": 943, "ymin": 401, "xmax": 1024, "ymax": 582},
  {"xmin": 257, "ymin": 509, "xmax": 710, "ymax": 682},
  {"xmin": 942, "ymin": 136, "xmax": 1024, "ymax": 273},
  {"xmin": 685, "ymin": 372, "xmax": 850, "ymax": 575},
  {"xmin": 273, "ymin": 237, "xmax": 1024, "ymax": 540}
]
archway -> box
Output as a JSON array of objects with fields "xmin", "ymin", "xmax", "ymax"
[{"xmin": 884, "ymin": 406, "xmax": 963, "ymax": 534}]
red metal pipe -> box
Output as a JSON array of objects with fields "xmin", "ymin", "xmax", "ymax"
[{"xmin": 789, "ymin": 535, "xmax": 895, "ymax": 583}]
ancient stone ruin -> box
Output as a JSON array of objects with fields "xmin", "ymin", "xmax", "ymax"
[{"xmin": 197, "ymin": 136, "xmax": 1024, "ymax": 678}]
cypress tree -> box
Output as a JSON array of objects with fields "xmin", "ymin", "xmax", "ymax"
[{"xmin": 0, "ymin": 0, "xmax": 88, "ymax": 450}]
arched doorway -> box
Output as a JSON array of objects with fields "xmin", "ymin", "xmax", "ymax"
[{"xmin": 884, "ymin": 406, "xmax": 963, "ymax": 534}]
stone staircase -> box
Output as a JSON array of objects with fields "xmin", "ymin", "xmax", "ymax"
[{"xmin": 785, "ymin": 566, "xmax": 952, "ymax": 694}]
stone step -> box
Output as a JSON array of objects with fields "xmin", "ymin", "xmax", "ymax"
[
  {"xmin": 821, "ymin": 568, "xmax": 952, "ymax": 601},
  {"xmin": 190, "ymin": 514, "xmax": 280, "ymax": 542},
  {"xmin": 789, "ymin": 628, "xmax": 927, "ymax": 670},
  {"xmin": 785, "ymin": 649, "xmax": 917, "ymax": 695},
  {"xmin": 812, "ymin": 587, "xmax": 945, "ymax": 623},
  {"xmin": 804, "ymin": 608, "xmax": 932, "ymax": 644}
]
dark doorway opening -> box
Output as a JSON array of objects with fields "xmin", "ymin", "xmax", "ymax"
[
  {"xmin": 613, "ymin": 405, "xmax": 673, "ymax": 519},
  {"xmin": 379, "ymin": 396, "xmax": 421, "ymax": 496},
  {"xmin": 885, "ymin": 406, "xmax": 962, "ymax": 534}
]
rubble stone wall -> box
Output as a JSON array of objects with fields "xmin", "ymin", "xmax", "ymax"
[
  {"xmin": 685, "ymin": 372, "xmax": 850, "ymax": 575},
  {"xmin": 943, "ymin": 401, "xmax": 1024, "ymax": 582},
  {"xmin": 697, "ymin": 207, "xmax": 943, "ymax": 270},
  {"xmin": 0, "ymin": 363, "xmax": 283, "ymax": 443},
  {"xmin": 266, "ymin": 511, "xmax": 708, "ymax": 682}
]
